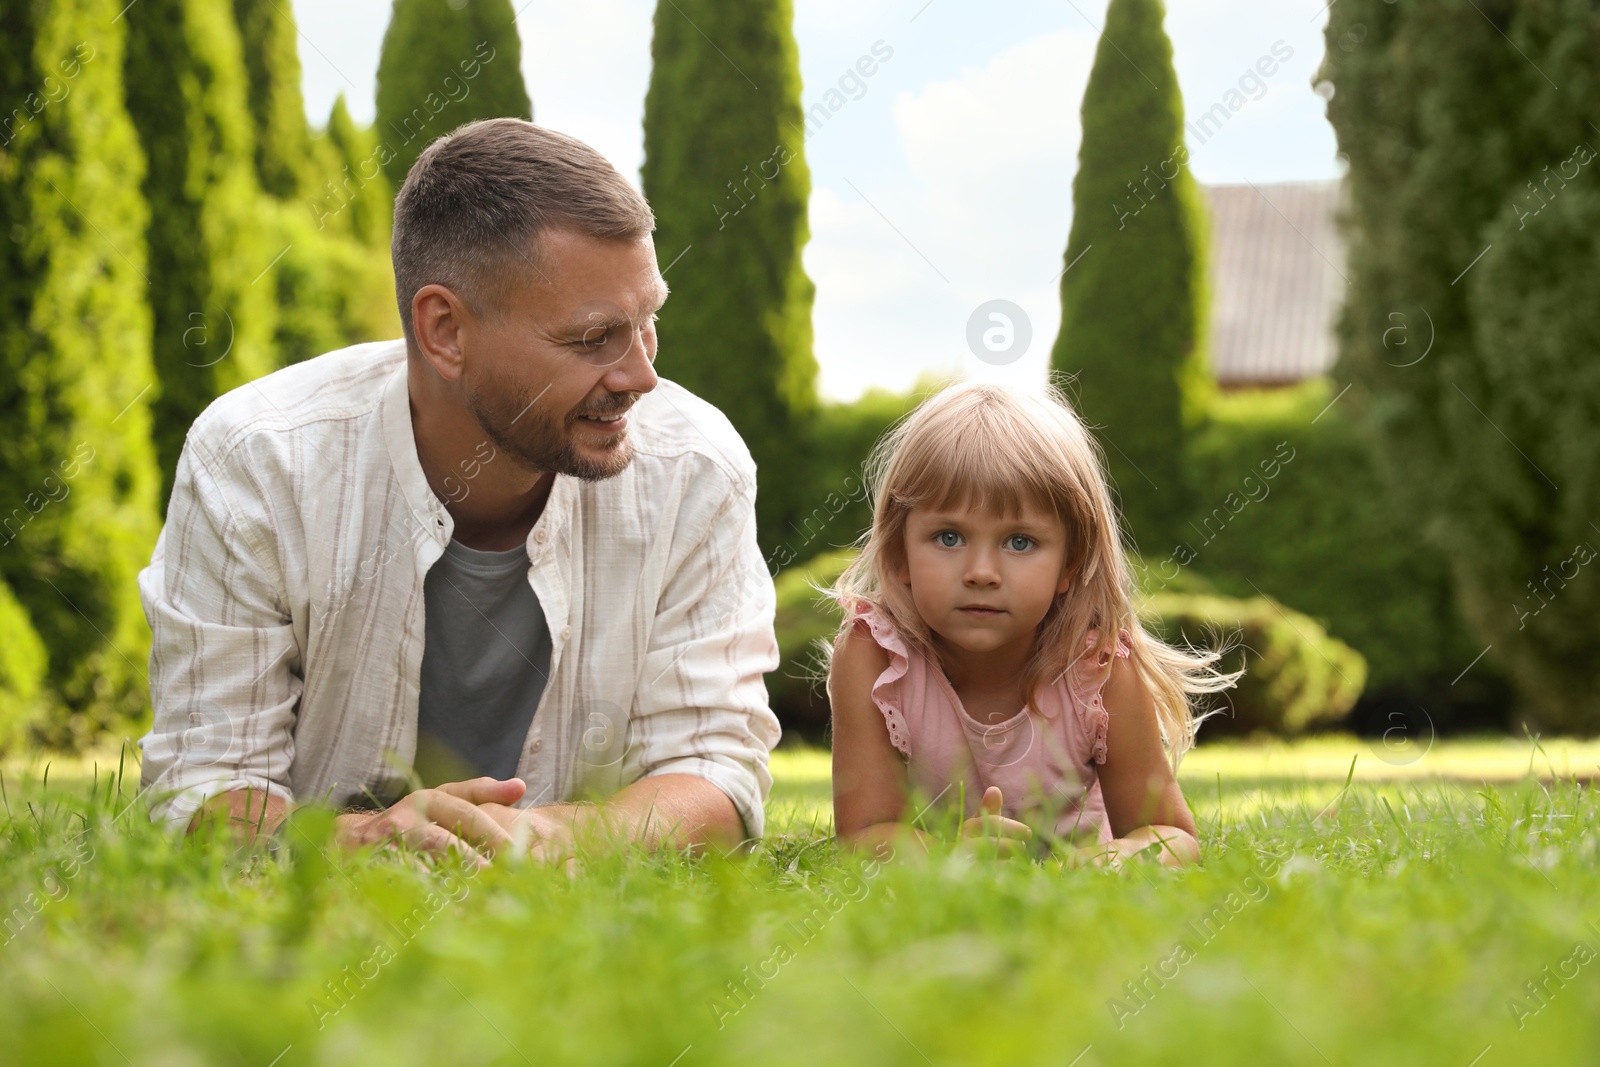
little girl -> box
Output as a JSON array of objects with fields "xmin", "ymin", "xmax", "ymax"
[{"xmin": 826, "ymin": 381, "xmax": 1237, "ymax": 868}]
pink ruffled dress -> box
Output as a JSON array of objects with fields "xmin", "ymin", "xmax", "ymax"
[{"xmin": 841, "ymin": 601, "xmax": 1132, "ymax": 846}]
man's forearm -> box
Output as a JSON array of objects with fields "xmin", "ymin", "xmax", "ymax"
[
  {"xmin": 193, "ymin": 774, "xmax": 747, "ymax": 861},
  {"xmin": 549, "ymin": 773, "xmax": 745, "ymax": 856},
  {"xmin": 189, "ymin": 788, "xmax": 292, "ymax": 843}
]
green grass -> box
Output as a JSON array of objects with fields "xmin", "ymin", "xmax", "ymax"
[{"xmin": 3, "ymin": 736, "xmax": 1599, "ymax": 1065}]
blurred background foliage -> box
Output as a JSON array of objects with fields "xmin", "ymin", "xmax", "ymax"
[
  {"xmin": 3, "ymin": 0, "xmax": 1596, "ymax": 757},
  {"xmin": 1049, "ymin": 0, "xmax": 1212, "ymax": 541},
  {"xmin": 642, "ymin": 0, "xmax": 820, "ymax": 549}
]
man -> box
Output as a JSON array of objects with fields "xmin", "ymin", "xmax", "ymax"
[{"xmin": 137, "ymin": 118, "xmax": 782, "ymax": 866}]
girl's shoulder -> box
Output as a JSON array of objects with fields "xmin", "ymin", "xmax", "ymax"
[
  {"xmin": 1058, "ymin": 626, "xmax": 1134, "ymax": 762},
  {"xmin": 833, "ymin": 598, "xmax": 911, "ymax": 657},
  {"xmin": 830, "ymin": 600, "xmax": 917, "ymax": 758},
  {"xmin": 1066, "ymin": 625, "xmax": 1134, "ymax": 689},
  {"xmin": 831, "ymin": 607, "xmax": 892, "ymax": 680}
]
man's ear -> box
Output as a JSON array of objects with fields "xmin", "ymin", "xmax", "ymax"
[{"xmin": 412, "ymin": 284, "xmax": 470, "ymax": 382}]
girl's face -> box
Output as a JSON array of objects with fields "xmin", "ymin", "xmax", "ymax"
[{"xmin": 896, "ymin": 498, "xmax": 1074, "ymax": 658}]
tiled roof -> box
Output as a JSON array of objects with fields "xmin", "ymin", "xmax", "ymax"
[{"xmin": 1202, "ymin": 180, "xmax": 1347, "ymax": 386}]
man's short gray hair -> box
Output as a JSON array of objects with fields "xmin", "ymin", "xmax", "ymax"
[{"xmin": 391, "ymin": 118, "xmax": 656, "ymax": 346}]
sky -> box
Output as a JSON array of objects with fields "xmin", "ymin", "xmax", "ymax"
[{"xmin": 295, "ymin": 0, "xmax": 1342, "ymax": 402}]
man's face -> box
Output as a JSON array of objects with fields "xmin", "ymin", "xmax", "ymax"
[{"xmin": 459, "ymin": 228, "xmax": 665, "ymax": 480}]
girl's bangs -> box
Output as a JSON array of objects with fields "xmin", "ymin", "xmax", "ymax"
[{"xmin": 891, "ymin": 406, "xmax": 1072, "ymax": 523}]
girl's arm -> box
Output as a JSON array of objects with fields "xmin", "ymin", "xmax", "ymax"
[
  {"xmin": 828, "ymin": 619, "xmax": 932, "ymax": 855},
  {"xmin": 1095, "ymin": 652, "xmax": 1201, "ymax": 868}
]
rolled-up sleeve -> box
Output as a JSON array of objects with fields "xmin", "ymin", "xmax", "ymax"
[
  {"xmin": 137, "ymin": 437, "xmax": 303, "ymax": 833},
  {"xmin": 629, "ymin": 466, "xmax": 782, "ymax": 841}
]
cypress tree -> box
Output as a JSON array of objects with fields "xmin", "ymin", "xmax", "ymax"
[
  {"xmin": 232, "ymin": 0, "xmax": 316, "ymax": 198},
  {"xmin": 266, "ymin": 96, "xmax": 401, "ymax": 367},
  {"xmin": 0, "ymin": 0, "xmax": 163, "ymax": 747},
  {"xmin": 232, "ymin": 0, "xmax": 400, "ymax": 367},
  {"xmin": 641, "ymin": 0, "xmax": 817, "ymax": 551},
  {"xmin": 374, "ymin": 0, "xmax": 532, "ymax": 192},
  {"xmin": 321, "ymin": 94, "xmax": 392, "ymax": 248},
  {"xmin": 264, "ymin": 196, "xmax": 401, "ymax": 367},
  {"xmin": 1322, "ymin": 0, "xmax": 1600, "ymax": 730},
  {"xmin": 124, "ymin": 0, "xmax": 278, "ymax": 514},
  {"xmin": 1048, "ymin": 0, "xmax": 1209, "ymax": 547}
]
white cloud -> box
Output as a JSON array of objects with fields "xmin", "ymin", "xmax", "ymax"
[
  {"xmin": 294, "ymin": 0, "xmax": 1342, "ymax": 400},
  {"xmin": 513, "ymin": 0, "xmax": 655, "ymax": 185},
  {"xmin": 807, "ymin": 29, "xmax": 1098, "ymax": 400}
]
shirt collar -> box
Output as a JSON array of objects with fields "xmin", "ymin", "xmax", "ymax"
[{"xmin": 381, "ymin": 356, "xmax": 451, "ymax": 545}]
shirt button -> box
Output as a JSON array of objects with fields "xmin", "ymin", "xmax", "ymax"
[
  {"xmin": 531, "ymin": 739, "xmax": 542, "ymax": 753},
  {"xmin": 561, "ymin": 625, "xmax": 571, "ymax": 640},
  {"xmin": 534, "ymin": 528, "xmax": 547, "ymax": 544}
]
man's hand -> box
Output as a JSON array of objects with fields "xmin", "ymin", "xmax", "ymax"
[
  {"xmin": 957, "ymin": 786, "xmax": 1033, "ymax": 859},
  {"xmin": 475, "ymin": 802, "xmax": 584, "ymax": 873},
  {"xmin": 473, "ymin": 774, "xmax": 746, "ymax": 874},
  {"xmin": 332, "ymin": 777, "xmax": 528, "ymax": 867}
]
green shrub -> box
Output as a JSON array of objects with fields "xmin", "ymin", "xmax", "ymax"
[
  {"xmin": 1157, "ymin": 378, "xmax": 1496, "ymax": 717},
  {"xmin": 318, "ymin": 94, "xmax": 393, "ymax": 248},
  {"xmin": 1049, "ymin": 0, "xmax": 1210, "ymax": 544},
  {"xmin": 231, "ymin": 2, "xmax": 400, "ymax": 365},
  {"xmin": 1142, "ymin": 592, "xmax": 1366, "ymax": 738}
]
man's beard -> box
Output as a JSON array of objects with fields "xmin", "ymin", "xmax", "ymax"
[{"xmin": 466, "ymin": 375, "xmax": 638, "ymax": 482}]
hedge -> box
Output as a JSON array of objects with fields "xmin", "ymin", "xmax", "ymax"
[
  {"xmin": 1153, "ymin": 378, "xmax": 1500, "ymax": 721},
  {"xmin": 1321, "ymin": 0, "xmax": 1600, "ymax": 731},
  {"xmin": 761, "ymin": 384, "xmax": 933, "ymax": 576}
]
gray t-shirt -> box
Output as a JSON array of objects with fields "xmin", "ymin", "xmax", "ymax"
[{"xmin": 415, "ymin": 536, "xmax": 552, "ymax": 786}]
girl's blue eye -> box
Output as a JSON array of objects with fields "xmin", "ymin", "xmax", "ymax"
[
  {"xmin": 935, "ymin": 530, "xmax": 962, "ymax": 548},
  {"xmin": 1006, "ymin": 535, "xmax": 1035, "ymax": 551}
]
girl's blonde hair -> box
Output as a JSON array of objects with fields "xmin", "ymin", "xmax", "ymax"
[{"xmin": 828, "ymin": 378, "xmax": 1238, "ymax": 768}]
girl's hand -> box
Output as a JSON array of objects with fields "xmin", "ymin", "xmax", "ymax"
[
  {"xmin": 958, "ymin": 787, "xmax": 1033, "ymax": 858},
  {"xmin": 1056, "ymin": 826, "xmax": 1199, "ymax": 871}
]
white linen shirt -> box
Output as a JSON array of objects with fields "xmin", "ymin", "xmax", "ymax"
[{"xmin": 136, "ymin": 339, "xmax": 783, "ymax": 839}]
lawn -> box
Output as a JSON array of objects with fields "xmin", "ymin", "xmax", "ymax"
[{"xmin": 3, "ymin": 735, "xmax": 1599, "ymax": 1065}]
